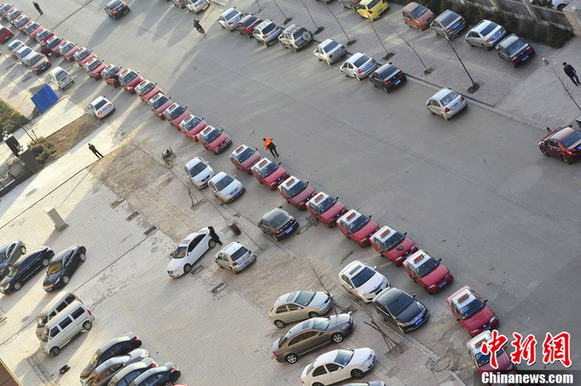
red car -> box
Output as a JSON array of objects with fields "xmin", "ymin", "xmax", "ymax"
[
  {"xmin": 59, "ymin": 41, "xmax": 80, "ymax": 62},
  {"xmin": 278, "ymin": 176, "xmax": 316, "ymax": 210},
  {"xmin": 43, "ymin": 36, "xmax": 65, "ymax": 56},
  {"xmin": 118, "ymin": 68, "xmax": 142, "ymax": 93},
  {"xmin": 0, "ymin": 26, "xmax": 13, "ymax": 43},
  {"xmin": 149, "ymin": 93, "xmax": 172, "ymax": 119},
  {"xmin": 235, "ymin": 15, "xmax": 262, "ymax": 38},
  {"xmin": 74, "ymin": 47, "xmax": 95, "ymax": 66},
  {"xmin": 447, "ymin": 286, "xmax": 499, "ymax": 336},
  {"xmin": 0, "ymin": 4, "xmax": 14, "ymax": 18},
  {"xmin": 467, "ymin": 331, "xmax": 516, "ymax": 377},
  {"xmin": 306, "ymin": 192, "xmax": 347, "ymax": 227},
  {"xmin": 538, "ymin": 126, "xmax": 581, "ymax": 164},
  {"xmin": 370, "ymin": 225, "xmax": 418, "ymax": 265},
  {"xmin": 101, "ymin": 64, "xmax": 122, "ymax": 86},
  {"xmin": 179, "ymin": 114, "xmax": 207, "ymax": 140},
  {"xmin": 11, "ymin": 14, "xmax": 29, "ymax": 28},
  {"xmin": 402, "ymin": 250, "xmax": 453, "ymax": 293},
  {"xmin": 5, "ymin": 8, "xmax": 21, "ymax": 22},
  {"xmin": 24, "ymin": 22, "xmax": 42, "ymax": 39},
  {"xmin": 251, "ymin": 158, "xmax": 289, "ymax": 189},
  {"xmin": 229, "ymin": 144, "xmax": 262, "ymax": 173},
  {"xmin": 84, "ymin": 58, "xmax": 107, "ymax": 79},
  {"xmin": 135, "ymin": 80, "xmax": 162, "ymax": 102},
  {"xmin": 197, "ymin": 126, "xmax": 232, "ymax": 154},
  {"xmin": 336, "ymin": 209, "xmax": 379, "ymax": 247},
  {"xmin": 26, "ymin": 52, "xmax": 51, "ymax": 74},
  {"xmin": 34, "ymin": 28, "xmax": 54, "ymax": 43},
  {"xmin": 163, "ymin": 103, "xmax": 190, "ymax": 128}
]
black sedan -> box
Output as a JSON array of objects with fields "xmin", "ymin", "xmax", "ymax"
[
  {"xmin": 369, "ymin": 63, "xmax": 406, "ymax": 93},
  {"xmin": 42, "ymin": 244, "xmax": 86, "ymax": 292},
  {"xmin": 258, "ymin": 208, "xmax": 298, "ymax": 241},
  {"xmin": 496, "ymin": 34, "xmax": 534, "ymax": 67},
  {"xmin": 0, "ymin": 247, "xmax": 54, "ymax": 294},
  {"xmin": 80, "ymin": 332, "xmax": 143, "ymax": 381},
  {"xmin": 372, "ymin": 287, "xmax": 429, "ymax": 333},
  {"xmin": 0, "ymin": 240, "xmax": 26, "ymax": 280},
  {"xmin": 104, "ymin": 0, "xmax": 130, "ymax": 19},
  {"xmin": 131, "ymin": 362, "xmax": 181, "ymax": 386}
]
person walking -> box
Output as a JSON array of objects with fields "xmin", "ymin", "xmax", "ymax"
[
  {"xmin": 33, "ymin": 1, "xmax": 43, "ymax": 15},
  {"xmin": 207, "ymin": 226, "xmax": 222, "ymax": 246},
  {"xmin": 263, "ymin": 138, "xmax": 279, "ymax": 158},
  {"xmin": 88, "ymin": 143, "xmax": 103, "ymax": 159},
  {"xmin": 563, "ymin": 62, "xmax": 580, "ymax": 86},
  {"xmin": 193, "ymin": 19, "xmax": 205, "ymax": 35}
]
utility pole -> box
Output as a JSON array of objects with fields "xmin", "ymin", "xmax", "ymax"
[
  {"xmin": 368, "ymin": 18, "xmax": 395, "ymax": 61},
  {"xmin": 325, "ymin": 3, "xmax": 356, "ymax": 45},
  {"xmin": 301, "ymin": 0, "xmax": 324, "ymax": 35},
  {"xmin": 273, "ymin": 0, "xmax": 292, "ymax": 25},
  {"xmin": 445, "ymin": 36, "xmax": 479, "ymax": 93}
]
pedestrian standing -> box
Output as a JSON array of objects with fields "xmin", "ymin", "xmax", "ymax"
[
  {"xmin": 88, "ymin": 143, "xmax": 103, "ymax": 159},
  {"xmin": 563, "ymin": 62, "xmax": 580, "ymax": 86},
  {"xmin": 207, "ymin": 226, "xmax": 222, "ymax": 245},
  {"xmin": 193, "ymin": 19, "xmax": 205, "ymax": 35},
  {"xmin": 33, "ymin": 1, "xmax": 43, "ymax": 15},
  {"xmin": 263, "ymin": 138, "xmax": 279, "ymax": 158}
]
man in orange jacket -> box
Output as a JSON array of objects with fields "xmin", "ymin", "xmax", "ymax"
[{"xmin": 263, "ymin": 137, "xmax": 279, "ymax": 157}]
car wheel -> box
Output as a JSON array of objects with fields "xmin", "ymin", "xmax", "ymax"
[
  {"xmin": 313, "ymin": 383, "xmax": 324, "ymax": 386},
  {"xmin": 82, "ymin": 321, "xmax": 93, "ymax": 330},
  {"xmin": 169, "ymin": 370, "xmax": 182, "ymax": 382},
  {"xmin": 183, "ymin": 264, "xmax": 192, "ymax": 273},
  {"xmin": 42, "ymin": 258, "xmax": 50, "ymax": 267},
  {"xmin": 20, "ymin": 245, "xmax": 26, "ymax": 254},
  {"xmin": 80, "ymin": 252, "xmax": 86, "ymax": 262},
  {"xmin": 208, "ymin": 239, "xmax": 217, "ymax": 249},
  {"xmin": 13, "ymin": 282, "xmax": 21, "ymax": 291},
  {"xmin": 274, "ymin": 320, "xmax": 286, "ymax": 328},
  {"xmin": 308, "ymin": 312, "xmax": 319, "ymax": 318},
  {"xmin": 351, "ymin": 369, "xmax": 365, "ymax": 379},
  {"xmin": 285, "ymin": 353, "xmax": 298, "ymax": 364},
  {"xmin": 331, "ymin": 333, "xmax": 344, "ymax": 343},
  {"xmin": 561, "ymin": 155, "xmax": 572, "ymax": 164},
  {"xmin": 540, "ymin": 147, "xmax": 550, "ymax": 157},
  {"xmin": 62, "ymin": 276, "xmax": 70, "ymax": 285},
  {"xmin": 50, "ymin": 347, "xmax": 60, "ymax": 356}
]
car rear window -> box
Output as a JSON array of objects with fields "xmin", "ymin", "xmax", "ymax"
[
  {"xmin": 410, "ymin": 5, "xmax": 427, "ymax": 18},
  {"xmin": 441, "ymin": 91, "xmax": 459, "ymax": 105},
  {"xmin": 151, "ymin": 95, "xmax": 168, "ymax": 109},
  {"xmin": 94, "ymin": 99, "xmax": 108, "ymax": 110},
  {"xmin": 243, "ymin": 17, "xmax": 257, "ymax": 27},
  {"xmin": 262, "ymin": 23, "xmax": 275, "ymax": 34},
  {"xmin": 480, "ymin": 23, "xmax": 497, "ymax": 36},
  {"xmin": 224, "ymin": 9, "xmax": 238, "ymax": 20},
  {"xmin": 353, "ymin": 55, "xmax": 370, "ymax": 67},
  {"xmin": 440, "ymin": 12, "xmax": 458, "ymax": 26},
  {"xmin": 234, "ymin": 147, "xmax": 254, "ymax": 162},
  {"xmin": 230, "ymin": 246, "xmax": 249, "ymax": 261},
  {"xmin": 378, "ymin": 65, "xmax": 398, "ymax": 79},
  {"xmin": 506, "ymin": 39, "xmax": 527, "ymax": 56},
  {"xmin": 201, "ymin": 128, "xmax": 220, "ymax": 143},
  {"xmin": 562, "ymin": 131, "xmax": 581, "ymax": 148},
  {"xmin": 323, "ymin": 40, "xmax": 339, "ymax": 52}
]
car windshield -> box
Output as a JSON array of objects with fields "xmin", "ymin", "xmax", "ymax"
[
  {"xmin": 121, "ymin": 71, "xmax": 137, "ymax": 84},
  {"xmin": 282, "ymin": 180, "xmax": 307, "ymax": 197},
  {"xmin": 87, "ymin": 60, "xmax": 102, "ymax": 71},
  {"xmin": 103, "ymin": 66, "xmax": 119, "ymax": 76},
  {"xmin": 269, "ymin": 212, "xmax": 290, "ymax": 230},
  {"xmin": 441, "ymin": 91, "xmax": 459, "ymax": 106},
  {"xmin": 323, "ymin": 40, "xmax": 339, "ymax": 53},
  {"xmin": 351, "ymin": 267, "xmax": 375, "ymax": 287},
  {"xmin": 234, "ymin": 147, "xmax": 254, "ymax": 162},
  {"xmin": 7, "ymin": 263, "xmax": 20, "ymax": 277},
  {"xmin": 506, "ymin": 39, "xmax": 527, "ymax": 56},
  {"xmin": 214, "ymin": 175, "xmax": 234, "ymax": 190},
  {"xmin": 151, "ymin": 96, "xmax": 168, "ymax": 109},
  {"xmin": 387, "ymin": 293, "xmax": 414, "ymax": 316},
  {"xmin": 378, "ymin": 66, "xmax": 398, "ymax": 79},
  {"xmin": 230, "ymin": 246, "xmax": 249, "ymax": 261},
  {"xmin": 201, "ymin": 128, "xmax": 220, "ymax": 143},
  {"xmin": 441, "ymin": 12, "xmax": 458, "ymax": 27},
  {"xmin": 188, "ymin": 162, "xmax": 207, "ymax": 177},
  {"xmin": 61, "ymin": 43, "xmax": 74, "ymax": 52},
  {"xmin": 169, "ymin": 106, "xmax": 185, "ymax": 119},
  {"xmin": 256, "ymin": 162, "xmax": 278, "ymax": 177},
  {"xmin": 294, "ymin": 291, "xmax": 316, "ymax": 306},
  {"xmin": 416, "ymin": 258, "xmax": 439, "ymax": 278},
  {"xmin": 262, "ymin": 23, "xmax": 275, "ymax": 34},
  {"xmin": 314, "ymin": 196, "xmax": 336, "ymax": 214},
  {"xmin": 184, "ymin": 116, "xmax": 202, "ymax": 131},
  {"xmin": 347, "ymin": 215, "xmax": 369, "ymax": 232},
  {"xmin": 28, "ymin": 55, "xmax": 42, "ymax": 65},
  {"xmin": 334, "ymin": 350, "xmax": 354, "ymax": 366},
  {"xmin": 459, "ymin": 298, "xmax": 485, "ymax": 319},
  {"xmin": 47, "ymin": 262, "xmax": 62, "ymax": 275},
  {"xmin": 562, "ymin": 131, "xmax": 581, "ymax": 148},
  {"xmin": 410, "ymin": 5, "xmax": 428, "ymax": 18},
  {"xmin": 48, "ymin": 38, "xmax": 62, "ymax": 48},
  {"xmin": 480, "ymin": 23, "xmax": 497, "ymax": 36},
  {"xmin": 139, "ymin": 82, "xmax": 155, "ymax": 94},
  {"xmin": 353, "ymin": 55, "xmax": 370, "ymax": 68},
  {"xmin": 381, "ymin": 231, "xmax": 405, "ymax": 250},
  {"xmin": 94, "ymin": 99, "xmax": 108, "ymax": 110},
  {"xmin": 173, "ymin": 246, "xmax": 187, "ymax": 259},
  {"xmin": 77, "ymin": 50, "xmax": 90, "ymax": 60}
]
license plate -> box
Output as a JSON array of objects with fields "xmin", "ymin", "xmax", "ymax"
[
  {"xmin": 415, "ymin": 319, "xmax": 423, "ymax": 325},
  {"xmin": 453, "ymin": 102, "xmax": 460, "ymax": 109},
  {"xmin": 452, "ymin": 22, "xmax": 459, "ymax": 29},
  {"xmin": 395, "ymin": 80, "xmax": 401, "ymax": 85},
  {"xmin": 440, "ymin": 282, "xmax": 447, "ymax": 288},
  {"xmin": 522, "ymin": 55, "xmax": 529, "ymax": 61}
]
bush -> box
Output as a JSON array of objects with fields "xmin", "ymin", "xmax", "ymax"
[
  {"xmin": 0, "ymin": 100, "xmax": 29, "ymax": 137},
  {"xmin": 546, "ymin": 22, "xmax": 573, "ymax": 48},
  {"xmin": 29, "ymin": 138, "xmax": 56, "ymax": 165}
]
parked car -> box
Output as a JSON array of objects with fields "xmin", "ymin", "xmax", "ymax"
[
  {"xmin": 184, "ymin": 157, "xmax": 214, "ymax": 188},
  {"xmin": 0, "ymin": 240, "xmax": 26, "ymax": 280},
  {"xmin": 166, "ymin": 228, "xmax": 216, "ymax": 277},
  {"xmin": 235, "ymin": 14, "xmax": 262, "ymax": 37},
  {"xmin": 278, "ymin": 24, "xmax": 313, "ymax": 51},
  {"xmin": 179, "ymin": 114, "xmax": 207, "ymax": 139},
  {"xmin": 313, "ymin": 38, "xmax": 348, "ymax": 65},
  {"xmin": 107, "ymin": 358, "xmax": 156, "ymax": 386},
  {"xmin": 118, "ymin": 68, "xmax": 142, "ymax": 93},
  {"xmin": 0, "ymin": 247, "xmax": 54, "ymax": 294},
  {"xmin": 338, "ymin": 260, "xmax": 388, "ymax": 303},
  {"xmin": 426, "ymin": 88, "xmax": 467, "ymax": 120},
  {"xmin": 135, "ymin": 79, "xmax": 162, "ymax": 102},
  {"xmin": 538, "ymin": 126, "xmax": 581, "ymax": 164},
  {"xmin": 403, "ymin": 250, "xmax": 452, "ymax": 293},
  {"xmin": 278, "ymin": 176, "xmax": 316, "ymax": 210},
  {"xmin": 0, "ymin": 26, "xmax": 13, "ymax": 43},
  {"xmin": 253, "ymin": 19, "xmax": 282, "ymax": 46},
  {"xmin": 251, "ymin": 157, "xmax": 289, "ymax": 189},
  {"xmin": 11, "ymin": 14, "xmax": 29, "ymax": 28},
  {"xmin": 336, "ymin": 209, "xmax": 379, "ymax": 247},
  {"xmin": 301, "ymin": 348, "xmax": 377, "ymax": 385},
  {"xmin": 465, "ymin": 19, "xmax": 506, "ymax": 49},
  {"xmin": 217, "ymin": 7, "xmax": 242, "ymax": 30},
  {"xmin": 340, "ymin": 52, "xmax": 378, "ymax": 80},
  {"xmin": 430, "ymin": 10, "xmax": 466, "ymax": 39},
  {"xmin": 80, "ymin": 333, "xmax": 143, "ymax": 381},
  {"xmin": 402, "ymin": 2, "xmax": 435, "ymax": 29},
  {"xmin": 369, "ymin": 63, "xmax": 406, "ymax": 93},
  {"xmin": 467, "ymin": 331, "xmax": 517, "ymax": 375},
  {"xmin": 355, "ymin": 0, "xmax": 388, "ymax": 20},
  {"xmin": 34, "ymin": 28, "xmax": 54, "ymax": 43},
  {"xmin": 23, "ymin": 21, "xmax": 42, "ymax": 39},
  {"xmin": 59, "ymin": 41, "xmax": 80, "ymax": 62},
  {"xmin": 268, "ymin": 290, "xmax": 334, "ymax": 328},
  {"xmin": 164, "ymin": 103, "xmax": 190, "ymax": 128},
  {"xmin": 7, "ymin": 39, "xmax": 24, "ymax": 56},
  {"xmin": 372, "ymin": 287, "xmax": 429, "ymax": 332},
  {"xmin": 185, "ymin": 0, "xmax": 210, "ymax": 13},
  {"xmin": 14, "ymin": 45, "xmax": 35, "ymax": 63},
  {"xmin": 42, "ymin": 244, "xmax": 86, "ymax": 292},
  {"xmin": 149, "ymin": 93, "xmax": 172, "ymax": 118},
  {"xmin": 82, "ymin": 348, "xmax": 149, "ymax": 386},
  {"xmin": 130, "ymin": 362, "xmax": 181, "ymax": 385},
  {"xmin": 89, "ymin": 96, "xmax": 115, "ymax": 119},
  {"xmin": 74, "ymin": 47, "xmax": 96, "ymax": 66},
  {"xmin": 101, "ymin": 64, "xmax": 122, "ymax": 86},
  {"xmin": 208, "ymin": 172, "xmax": 244, "ymax": 203},
  {"xmin": 0, "ymin": 4, "xmax": 13, "ymax": 18},
  {"xmin": 447, "ymin": 286, "xmax": 499, "ymax": 336},
  {"xmin": 104, "ymin": 0, "xmax": 130, "ymax": 19},
  {"xmin": 306, "ymin": 192, "xmax": 347, "ymax": 227},
  {"xmin": 258, "ymin": 208, "xmax": 298, "ymax": 241},
  {"xmin": 229, "ymin": 144, "xmax": 262, "ymax": 173},
  {"xmin": 370, "ymin": 225, "xmax": 417, "ymax": 265},
  {"xmin": 496, "ymin": 33, "xmax": 534, "ymax": 66},
  {"xmin": 25, "ymin": 52, "xmax": 51, "ymax": 74},
  {"xmin": 84, "ymin": 58, "xmax": 107, "ymax": 79},
  {"xmin": 45, "ymin": 36, "xmax": 66, "ymax": 56},
  {"xmin": 215, "ymin": 241, "xmax": 256, "ymax": 273},
  {"xmin": 197, "ymin": 126, "xmax": 232, "ymax": 154},
  {"xmin": 272, "ymin": 314, "xmax": 354, "ymax": 364}
]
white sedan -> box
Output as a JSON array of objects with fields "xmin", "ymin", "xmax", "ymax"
[
  {"xmin": 217, "ymin": 7, "xmax": 242, "ymax": 30},
  {"xmin": 340, "ymin": 52, "xmax": 378, "ymax": 80},
  {"xmin": 215, "ymin": 242, "xmax": 256, "ymax": 273},
  {"xmin": 207, "ymin": 172, "xmax": 244, "ymax": 203},
  {"xmin": 313, "ymin": 38, "xmax": 347, "ymax": 65},
  {"xmin": 338, "ymin": 260, "xmax": 389, "ymax": 303},
  {"xmin": 184, "ymin": 157, "xmax": 214, "ymax": 189},
  {"xmin": 186, "ymin": 0, "xmax": 209, "ymax": 13},
  {"xmin": 89, "ymin": 96, "xmax": 115, "ymax": 119},
  {"xmin": 166, "ymin": 228, "xmax": 216, "ymax": 277},
  {"xmin": 301, "ymin": 348, "xmax": 377, "ymax": 386},
  {"xmin": 426, "ymin": 88, "xmax": 467, "ymax": 120}
]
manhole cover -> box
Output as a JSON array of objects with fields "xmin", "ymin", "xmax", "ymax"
[{"xmin": 211, "ymin": 282, "xmax": 228, "ymax": 295}]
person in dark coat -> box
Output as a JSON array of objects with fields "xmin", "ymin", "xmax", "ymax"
[
  {"xmin": 563, "ymin": 62, "xmax": 579, "ymax": 86},
  {"xmin": 207, "ymin": 226, "xmax": 222, "ymax": 245},
  {"xmin": 33, "ymin": 1, "xmax": 43, "ymax": 15},
  {"xmin": 88, "ymin": 143, "xmax": 103, "ymax": 159},
  {"xmin": 193, "ymin": 19, "xmax": 205, "ymax": 35}
]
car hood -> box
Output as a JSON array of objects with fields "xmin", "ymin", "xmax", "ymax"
[
  {"xmin": 395, "ymin": 300, "xmax": 423, "ymax": 323},
  {"xmin": 357, "ymin": 272, "xmax": 386, "ymax": 294},
  {"xmin": 462, "ymin": 305, "xmax": 495, "ymax": 329},
  {"xmin": 419, "ymin": 264, "xmax": 448, "ymax": 285},
  {"xmin": 43, "ymin": 272, "xmax": 60, "ymax": 286},
  {"xmin": 209, "ymin": 133, "xmax": 228, "ymax": 147},
  {"xmin": 328, "ymin": 313, "xmax": 352, "ymax": 329},
  {"xmin": 167, "ymin": 258, "xmax": 185, "ymax": 271},
  {"xmin": 309, "ymin": 291, "xmax": 330, "ymax": 308},
  {"xmin": 351, "ymin": 347, "xmax": 373, "ymax": 364},
  {"xmin": 191, "ymin": 167, "xmax": 213, "ymax": 183}
]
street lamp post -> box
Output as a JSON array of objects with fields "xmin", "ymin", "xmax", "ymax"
[
  {"xmin": 301, "ymin": 0, "xmax": 324, "ymax": 35},
  {"xmin": 445, "ymin": 36, "xmax": 479, "ymax": 93},
  {"xmin": 325, "ymin": 3, "xmax": 356, "ymax": 46},
  {"xmin": 368, "ymin": 18, "xmax": 395, "ymax": 61},
  {"xmin": 273, "ymin": 0, "xmax": 293, "ymax": 25}
]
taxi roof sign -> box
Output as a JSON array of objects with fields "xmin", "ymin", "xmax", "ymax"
[
  {"xmin": 235, "ymin": 145, "xmax": 244, "ymax": 152},
  {"xmin": 313, "ymin": 193, "xmax": 324, "ymax": 202},
  {"xmin": 457, "ymin": 293, "xmax": 470, "ymax": 303},
  {"xmin": 413, "ymin": 254, "xmax": 425, "ymax": 264},
  {"xmin": 474, "ymin": 338, "xmax": 488, "ymax": 347},
  {"xmin": 345, "ymin": 211, "xmax": 357, "ymax": 221},
  {"xmin": 380, "ymin": 228, "xmax": 391, "ymax": 238},
  {"xmin": 285, "ymin": 178, "xmax": 295, "ymax": 186},
  {"xmin": 202, "ymin": 126, "xmax": 212, "ymax": 134},
  {"xmin": 258, "ymin": 159, "xmax": 268, "ymax": 167}
]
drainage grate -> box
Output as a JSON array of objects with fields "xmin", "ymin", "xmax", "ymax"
[
  {"xmin": 126, "ymin": 211, "xmax": 140, "ymax": 221},
  {"xmin": 211, "ymin": 282, "xmax": 228, "ymax": 295},
  {"xmin": 144, "ymin": 226, "xmax": 157, "ymax": 236},
  {"xmin": 111, "ymin": 198, "xmax": 125, "ymax": 208}
]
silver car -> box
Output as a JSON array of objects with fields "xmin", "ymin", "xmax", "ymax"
[
  {"xmin": 0, "ymin": 240, "xmax": 26, "ymax": 280},
  {"xmin": 430, "ymin": 9, "xmax": 466, "ymax": 40},
  {"xmin": 184, "ymin": 157, "xmax": 214, "ymax": 189},
  {"xmin": 15, "ymin": 45, "xmax": 35, "ymax": 63},
  {"xmin": 426, "ymin": 88, "xmax": 467, "ymax": 120},
  {"xmin": 272, "ymin": 314, "xmax": 354, "ymax": 364},
  {"xmin": 7, "ymin": 39, "xmax": 25, "ymax": 57},
  {"xmin": 340, "ymin": 53, "xmax": 378, "ymax": 80},
  {"xmin": 268, "ymin": 290, "xmax": 334, "ymax": 328},
  {"xmin": 82, "ymin": 348, "xmax": 149, "ymax": 386},
  {"xmin": 185, "ymin": 0, "xmax": 209, "ymax": 13},
  {"xmin": 215, "ymin": 242, "xmax": 256, "ymax": 273},
  {"xmin": 465, "ymin": 19, "xmax": 506, "ymax": 49},
  {"xmin": 207, "ymin": 172, "xmax": 244, "ymax": 203},
  {"xmin": 253, "ymin": 19, "xmax": 282, "ymax": 47},
  {"xmin": 313, "ymin": 39, "xmax": 348, "ymax": 65},
  {"xmin": 217, "ymin": 7, "xmax": 242, "ymax": 30},
  {"xmin": 107, "ymin": 358, "xmax": 156, "ymax": 386}
]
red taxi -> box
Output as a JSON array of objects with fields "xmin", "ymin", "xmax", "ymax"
[
  {"xmin": 306, "ymin": 192, "xmax": 347, "ymax": 227},
  {"xmin": 370, "ymin": 225, "xmax": 417, "ymax": 265},
  {"xmin": 336, "ymin": 209, "xmax": 379, "ymax": 247},
  {"xmin": 447, "ymin": 286, "xmax": 498, "ymax": 336},
  {"xmin": 135, "ymin": 80, "xmax": 162, "ymax": 102},
  {"xmin": 197, "ymin": 126, "xmax": 232, "ymax": 154},
  {"xmin": 229, "ymin": 145, "xmax": 262, "ymax": 173},
  {"xmin": 45, "ymin": 36, "xmax": 66, "ymax": 56},
  {"xmin": 278, "ymin": 176, "xmax": 316, "ymax": 210},
  {"xmin": 467, "ymin": 331, "xmax": 516, "ymax": 377},
  {"xmin": 23, "ymin": 21, "xmax": 42, "ymax": 38},
  {"xmin": 164, "ymin": 103, "xmax": 190, "ymax": 129},
  {"xmin": 84, "ymin": 58, "xmax": 107, "ymax": 79},
  {"xmin": 74, "ymin": 47, "xmax": 95, "ymax": 66},
  {"xmin": 59, "ymin": 41, "xmax": 80, "ymax": 62},
  {"xmin": 34, "ymin": 28, "xmax": 54, "ymax": 43},
  {"xmin": 0, "ymin": 26, "xmax": 12, "ymax": 43},
  {"xmin": 11, "ymin": 14, "xmax": 29, "ymax": 29},
  {"xmin": 149, "ymin": 93, "xmax": 172, "ymax": 118},
  {"xmin": 118, "ymin": 68, "xmax": 142, "ymax": 93},
  {"xmin": 251, "ymin": 158, "xmax": 289, "ymax": 189},
  {"xmin": 180, "ymin": 114, "xmax": 207, "ymax": 140},
  {"xmin": 403, "ymin": 250, "xmax": 453, "ymax": 293},
  {"xmin": 101, "ymin": 64, "xmax": 122, "ymax": 86}
]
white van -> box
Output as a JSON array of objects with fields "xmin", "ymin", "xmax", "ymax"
[
  {"xmin": 39, "ymin": 300, "xmax": 94, "ymax": 356},
  {"xmin": 36, "ymin": 291, "xmax": 81, "ymax": 339},
  {"xmin": 50, "ymin": 66, "xmax": 74, "ymax": 90}
]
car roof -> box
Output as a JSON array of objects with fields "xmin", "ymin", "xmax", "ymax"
[
  {"xmin": 96, "ymin": 332, "xmax": 138, "ymax": 353},
  {"xmin": 209, "ymin": 171, "xmax": 230, "ymax": 183},
  {"xmin": 435, "ymin": 9, "xmax": 460, "ymax": 22},
  {"xmin": 339, "ymin": 209, "xmax": 363, "ymax": 224},
  {"xmin": 471, "ymin": 19, "xmax": 497, "ymax": 33},
  {"xmin": 340, "ymin": 260, "xmax": 366, "ymax": 277},
  {"xmin": 312, "ymin": 349, "xmax": 347, "ymax": 367},
  {"xmin": 467, "ymin": 330, "xmax": 493, "ymax": 351},
  {"xmin": 375, "ymin": 287, "xmax": 406, "ymax": 305},
  {"xmin": 432, "ymin": 88, "xmax": 454, "ymax": 100},
  {"xmin": 274, "ymin": 291, "xmax": 299, "ymax": 306},
  {"xmin": 253, "ymin": 157, "xmax": 273, "ymax": 170},
  {"xmin": 402, "ymin": 2, "xmax": 421, "ymax": 12},
  {"xmin": 551, "ymin": 126, "xmax": 577, "ymax": 141},
  {"xmin": 285, "ymin": 316, "xmax": 326, "ymax": 337},
  {"xmin": 346, "ymin": 52, "xmax": 369, "ymax": 64},
  {"xmin": 185, "ymin": 157, "xmax": 206, "ymax": 169},
  {"xmin": 372, "ymin": 225, "xmax": 396, "ymax": 242},
  {"xmin": 308, "ymin": 191, "xmax": 330, "ymax": 205},
  {"xmin": 179, "ymin": 231, "xmax": 205, "ymax": 246},
  {"xmin": 262, "ymin": 208, "xmax": 289, "ymax": 222},
  {"xmin": 498, "ymin": 33, "xmax": 520, "ymax": 48},
  {"xmin": 220, "ymin": 241, "xmax": 243, "ymax": 256},
  {"xmin": 449, "ymin": 286, "xmax": 477, "ymax": 306},
  {"xmin": 110, "ymin": 357, "xmax": 155, "ymax": 381},
  {"xmin": 90, "ymin": 96, "xmax": 108, "ymax": 107}
]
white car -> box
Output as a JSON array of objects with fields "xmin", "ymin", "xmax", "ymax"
[
  {"xmin": 7, "ymin": 39, "xmax": 25, "ymax": 56},
  {"xmin": 465, "ymin": 19, "xmax": 506, "ymax": 49},
  {"xmin": 14, "ymin": 45, "xmax": 35, "ymax": 63},
  {"xmin": 89, "ymin": 96, "xmax": 115, "ymax": 119},
  {"xmin": 186, "ymin": 0, "xmax": 209, "ymax": 13},
  {"xmin": 301, "ymin": 348, "xmax": 377, "ymax": 386},
  {"xmin": 207, "ymin": 172, "xmax": 244, "ymax": 203},
  {"xmin": 215, "ymin": 242, "xmax": 256, "ymax": 273},
  {"xmin": 338, "ymin": 260, "xmax": 389, "ymax": 303},
  {"xmin": 426, "ymin": 88, "xmax": 467, "ymax": 120},
  {"xmin": 185, "ymin": 157, "xmax": 214, "ymax": 189},
  {"xmin": 313, "ymin": 38, "xmax": 348, "ymax": 66},
  {"xmin": 217, "ymin": 7, "xmax": 242, "ymax": 30},
  {"xmin": 167, "ymin": 229, "xmax": 216, "ymax": 277},
  {"xmin": 252, "ymin": 20, "xmax": 283, "ymax": 46},
  {"xmin": 340, "ymin": 52, "xmax": 378, "ymax": 80}
]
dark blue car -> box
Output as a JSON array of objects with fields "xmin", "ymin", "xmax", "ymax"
[
  {"xmin": 104, "ymin": 0, "xmax": 130, "ymax": 19},
  {"xmin": 0, "ymin": 247, "xmax": 54, "ymax": 294}
]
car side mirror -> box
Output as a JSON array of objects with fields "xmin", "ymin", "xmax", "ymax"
[
  {"xmin": 336, "ymin": 196, "xmax": 340, "ymax": 200},
  {"xmin": 484, "ymin": 299, "xmax": 488, "ymax": 304},
  {"xmin": 278, "ymin": 162, "xmax": 281, "ymax": 165},
  {"xmin": 185, "ymin": 106, "xmax": 188, "ymax": 109},
  {"xmin": 373, "ymin": 265, "xmax": 377, "ymax": 269},
  {"xmin": 369, "ymin": 215, "xmax": 372, "ymax": 218},
  {"xmin": 456, "ymin": 317, "xmax": 460, "ymax": 321},
  {"xmin": 220, "ymin": 129, "xmax": 224, "ymax": 132},
  {"xmin": 306, "ymin": 181, "xmax": 309, "ymax": 185},
  {"xmin": 438, "ymin": 258, "xmax": 442, "ymax": 263},
  {"xmin": 403, "ymin": 232, "xmax": 408, "ymax": 236},
  {"xmin": 412, "ymin": 293, "xmax": 416, "ymax": 298}
]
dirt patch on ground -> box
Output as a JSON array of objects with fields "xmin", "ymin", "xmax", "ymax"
[{"xmin": 43, "ymin": 114, "xmax": 103, "ymax": 165}]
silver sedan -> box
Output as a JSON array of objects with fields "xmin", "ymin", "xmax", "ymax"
[
  {"xmin": 215, "ymin": 242, "xmax": 256, "ymax": 273},
  {"xmin": 465, "ymin": 19, "xmax": 506, "ymax": 49},
  {"xmin": 340, "ymin": 53, "xmax": 378, "ymax": 80},
  {"xmin": 253, "ymin": 20, "xmax": 282, "ymax": 47},
  {"xmin": 313, "ymin": 39, "xmax": 347, "ymax": 65},
  {"xmin": 268, "ymin": 290, "xmax": 334, "ymax": 328},
  {"xmin": 426, "ymin": 88, "xmax": 467, "ymax": 120},
  {"xmin": 207, "ymin": 172, "xmax": 244, "ymax": 203},
  {"xmin": 184, "ymin": 157, "xmax": 214, "ymax": 189}
]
